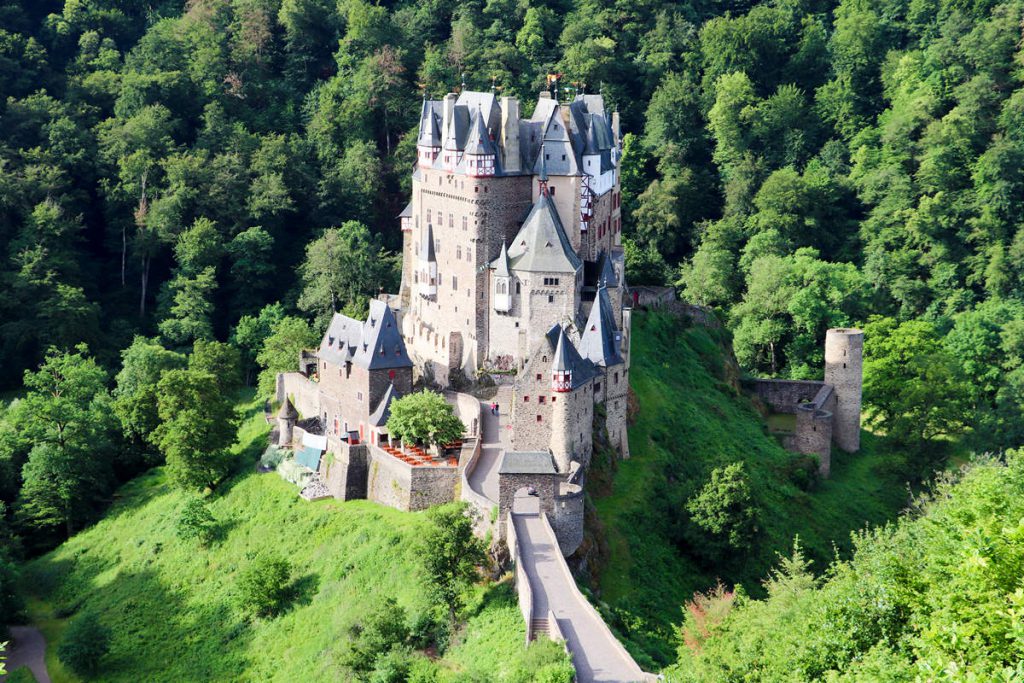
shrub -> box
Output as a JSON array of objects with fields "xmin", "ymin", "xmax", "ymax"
[
  {"xmin": 686, "ymin": 462, "xmax": 761, "ymax": 561},
  {"xmin": 176, "ymin": 496, "xmax": 215, "ymax": 546},
  {"xmin": 237, "ymin": 552, "xmax": 292, "ymax": 617},
  {"xmin": 57, "ymin": 612, "xmax": 111, "ymax": 677},
  {"xmin": 343, "ymin": 598, "xmax": 411, "ymax": 674}
]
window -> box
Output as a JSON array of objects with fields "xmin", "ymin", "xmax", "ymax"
[
  {"xmin": 516, "ymin": 282, "xmax": 521, "ymax": 294},
  {"xmin": 614, "ymin": 372, "xmax": 619, "ymax": 384},
  {"xmin": 536, "ymin": 373, "xmax": 542, "ymax": 381},
  {"xmin": 543, "ymin": 277, "xmax": 560, "ymax": 286},
  {"xmin": 539, "ymin": 396, "xmax": 546, "ymax": 404},
  {"xmin": 551, "ymin": 396, "xmax": 556, "ymax": 402},
  {"xmin": 426, "ymin": 209, "xmax": 431, "ymax": 224},
  {"xmin": 595, "ymin": 382, "xmax": 601, "ymax": 392},
  {"xmin": 357, "ymin": 391, "xmax": 363, "ymax": 401},
  {"xmin": 524, "ymin": 396, "xmax": 530, "ymax": 402},
  {"xmin": 550, "ymin": 186, "xmax": 556, "ymax": 196},
  {"xmin": 457, "ymin": 246, "xmax": 462, "ymax": 259},
  {"xmin": 548, "ymin": 295, "xmax": 554, "ymax": 303},
  {"xmin": 462, "ymin": 216, "xmax": 467, "ymax": 231},
  {"xmin": 452, "ymin": 275, "xmax": 458, "ymax": 289},
  {"xmin": 536, "ymin": 415, "xmax": 542, "ymax": 422},
  {"xmin": 449, "ymin": 213, "xmax": 454, "ymax": 227}
]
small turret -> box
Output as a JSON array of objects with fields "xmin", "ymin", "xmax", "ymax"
[
  {"xmin": 492, "ymin": 241, "xmax": 512, "ymax": 313},
  {"xmin": 551, "ymin": 327, "xmax": 572, "ymax": 392},
  {"xmin": 464, "ymin": 106, "xmax": 496, "ymax": 177},
  {"xmin": 419, "ymin": 223, "xmax": 437, "ymax": 298},
  {"xmin": 277, "ymin": 397, "xmax": 298, "ymax": 447}
]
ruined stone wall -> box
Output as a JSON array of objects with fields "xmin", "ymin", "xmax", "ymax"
[
  {"xmin": 752, "ymin": 379, "xmax": 828, "ymax": 414},
  {"xmin": 795, "ymin": 405, "xmax": 834, "ymax": 476}
]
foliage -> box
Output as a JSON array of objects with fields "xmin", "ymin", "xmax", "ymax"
[
  {"xmin": 686, "ymin": 462, "xmax": 760, "ymax": 561},
  {"xmin": 255, "ymin": 315, "xmax": 318, "ymax": 395},
  {"xmin": 153, "ymin": 367, "xmax": 238, "ymax": 491},
  {"xmin": 20, "ymin": 399, "xmax": 563, "ymax": 681},
  {"xmin": 386, "ymin": 391, "xmax": 465, "ymax": 447},
  {"xmin": 57, "ymin": 612, "xmax": 112, "ymax": 677},
  {"xmin": 237, "ymin": 551, "xmax": 293, "ymax": 618},
  {"xmin": 176, "ymin": 496, "xmax": 216, "ymax": 546},
  {"xmin": 421, "ymin": 503, "xmax": 485, "ymax": 621},
  {"xmin": 666, "ymin": 454, "xmax": 1024, "ymax": 681}
]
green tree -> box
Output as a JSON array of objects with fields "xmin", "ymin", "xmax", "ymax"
[
  {"xmin": 862, "ymin": 317, "xmax": 969, "ymax": 445},
  {"xmin": 233, "ymin": 303, "xmax": 286, "ymax": 386},
  {"xmin": 57, "ymin": 612, "xmax": 111, "ymax": 677},
  {"xmin": 176, "ymin": 496, "xmax": 216, "ymax": 546},
  {"xmin": 686, "ymin": 463, "xmax": 760, "ymax": 561},
  {"xmin": 113, "ymin": 336, "xmax": 186, "ymax": 447},
  {"xmin": 256, "ymin": 315, "xmax": 318, "ymax": 395},
  {"xmin": 237, "ymin": 551, "xmax": 292, "ymax": 618},
  {"xmin": 421, "ymin": 503, "xmax": 484, "ymax": 622},
  {"xmin": 386, "ymin": 391, "xmax": 465, "ymax": 447},
  {"xmin": 153, "ymin": 367, "xmax": 238, "ymax": 491},
  {"xmin": 297, "ymin": 222, "xmax": 399, "ymax": 326},
  {"xmin": 342, "ymin": 597, "xmax": 411, "ymax": 675}
]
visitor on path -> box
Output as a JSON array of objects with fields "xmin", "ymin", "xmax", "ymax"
[{"xmin": 494, "ymin": 403, "xmax": 500, "ymax": 416}]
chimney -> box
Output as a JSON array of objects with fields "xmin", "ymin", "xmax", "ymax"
[
  {"xmin": 612, "ymin": 111, "xmax": 621, "ymax": 148},
  {"xmin": 500, "ymin": 96, "xmax": 521, "ymax": 173},
  {"xmin": 442, "ymin": 92, "xmax": 458, "ymax": 145}
]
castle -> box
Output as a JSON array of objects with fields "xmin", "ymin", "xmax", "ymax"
[{"xmin": 276, "ymin": 88, "xmax": 630, "ymax": 556}]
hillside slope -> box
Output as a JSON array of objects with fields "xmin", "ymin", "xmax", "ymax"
[
  {"xmin": 587, "ymin": 311, "xmax": 910, "ymax": 667},
  {"xmin": 20, "ymin": 401, "xmax": 567, "ymax": 683}
]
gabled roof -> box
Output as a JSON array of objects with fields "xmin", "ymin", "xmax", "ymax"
[
  {"xmin": 507, "ymin": 193, "xmax": 582, "ymax": 274},
  {"xmin": 398, "ymin": 202, "xmax": 412, "ymax": 219},
  {"xmin": 369, "ymin": 383, "xmax": 401, "ymax": 427},
  {"xmin": 578, "ymin": 286, "xmax": 624, "ymax": 368},
  {"xmin": 417, "ymin": 99, "xmax": 443, "ymax": 147},
  {"xmin": 318, "ymin": 301, "xmax": 412, "ymax": 372},
  {"xmin": 491, "ymin": 241, "xmax": 511, "ymax": 277}
]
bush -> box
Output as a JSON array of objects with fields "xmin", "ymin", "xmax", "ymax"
[
  {"xmin": 343, "ymin": 597, "xmax": 411, "ymax": 674},
  {"xmin": 57, "ymin": 612, "xmax": 111, "ymax": 677},
  {"xmin": 237, "ymin": 552, "xmax": 292, "ymax": 618},
  {"xmin": 686, "ymin": 462, "xmax": 761, "ymax": 562},
  {"xmin": 0, "ymin": 554, "xmax": 25, "ymax": 624},
  {"xmin": 176, "ymin": 496, "xmax": 215, "ymax": 545}
]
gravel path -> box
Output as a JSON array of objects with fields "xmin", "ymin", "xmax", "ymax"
[{"xmin": 5, "ymin": 625, "xmax": 52, "ymax": 683}]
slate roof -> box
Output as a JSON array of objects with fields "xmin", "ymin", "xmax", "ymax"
[
  {"xmin": 578, "ymin": 286, "xmax": 624, "ymax": 368},
  {"xmin": 584, "ymin": 250, "xmax": 620, "ymax": 289},
  {"xmin": 542, "ymin": 324, "xmax": 600, "ymax": 388},
  {"xmin": 463, "ymin": 107, "xmax": 497, "ymax": 157},
  {"xmin": 499, "ymin": 451, "xmax": 557, "ymax": 475},
  {"xmin": 318, "ymin": 301, "xmax": 412, "ymax": 372},
  {"xmin": 506, "ymin": 193, "xmax": 583, "ymax": 274},
  {"xmin": 277, "ymin": 397, "xmax": 298, "ymax": 420},
  {"xmin": 369, "ymin": 383, "xmax": 400, "ymax": 427},
  {"xmin": 491, "ymin": 241, "xmax": 511, "ymax": 277},
  {"xmin": 422, "ymin": 222, "xmax": 436, "ymax": 263},
  {"xmin": 417, "ymin": 99, "xmax": 442, "ymax": 147},
  {"xmin": 398, "ymin": 202, "xmax": 412, "ymax": 219}
]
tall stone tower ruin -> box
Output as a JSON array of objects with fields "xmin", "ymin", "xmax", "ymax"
[{"xmin": 824, "ymin": 328, "xmax": 864, "ymax": 452}]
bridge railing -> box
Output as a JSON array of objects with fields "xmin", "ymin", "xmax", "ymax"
[{"xmin": 507, "ymin": 512, "xmax": 534, "ymax": 645}]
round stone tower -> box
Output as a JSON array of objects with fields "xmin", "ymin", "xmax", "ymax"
[
  {"xmin": 824, "ymin": 328, "xmax": 864, "ymax": 453},
  {"xmin": 277, "ymin": 397, "xmax": 298, "ymax": 448},
  {"xmin": 549, "ymin": 327, "xmax": 574, "ymax": 472}
]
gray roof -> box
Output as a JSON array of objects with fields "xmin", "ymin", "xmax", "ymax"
[
  {"xmin": 369, "ymin": 383, "xmax": 401, "ymax": 427},
  {"xmin": 422, "ymin": 222, "xmax": 436, "ymax": 263},
  {"xmin": 552, "ymin": 326, "xmax": 572, "ymax": 373},
  {"xmin": 491, "ymin": 241, "xmax": 511, "ymax": 277},
  {"xmin": 277, "ymin": 397, "xmax": 298, "ymax": 420},
  {"xmin": 500, "ymin": 451, "xmax": 557, "ymax": 475},
  {"xmin": 578, "ymin": 286, "xmax": 624, "ymax": 368},
  {"xmin": 398, "ymin": 202, "xmax": 412, "ymax": 219},
  {"xmin": 542, "ymin": 324, "xmax": 600, "ymax": 388},
  {"xmin": 418, "ymin": 99, "xmax": 442, "ymax": 147},
  {"xmin": 318, "ymin": 301, "xmax": 412, "ymax": 372},
  {"xmin": 463, "ymin": 107, "xmax": 497, "ymax": 157},
  {"xmin": 507, "ymin": 194, "xmax": 583, "ymax": 274}
]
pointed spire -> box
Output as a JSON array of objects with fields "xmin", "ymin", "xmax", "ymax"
[
  {"xmin": 277, "ymin": 397, "xmax": 298, "ymax": 420},
  {"xmin": 551, "ymin": 325, "xmax": 573, "ymax": 392},
  {"xmin": 538, "ymin": 143, "xmax": 549, "ymax": 196},
  {"xmin": 493, "ymin": 240, "xmax": 511, "ymax": 277}
]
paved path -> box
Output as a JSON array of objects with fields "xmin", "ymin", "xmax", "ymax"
[
  {"xmin": 513, "ymin": 513, "xmax": 649, "ymax": 683},
  {"xmin": 5, "ymin": 625, "xmax": 52, "ymax": 683},
  {"xmin": 468, "ymin": 387, "xmax": 512, "ymax": 504}
]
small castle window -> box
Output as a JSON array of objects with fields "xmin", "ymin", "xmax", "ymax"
[
  {"xmin": 552, "ymin": 396, "xmax": 556, "ymax": 402},
  {"xmin": 516, "ymin": 282, "xmax": 521, "ymax": 294},
  {"xmin": 536, "ymin": 415, "xmax": 542, "ymax": 422},
  {"xmin": 524, "ymin": 396, "xmax": 530, "ymax": 402},
  {"xmin": 548, "ymin": 295, "xmax": 554, "ymax": 303},
  {"xmin": 550, "ymin": 186, "xmax": 556, "ymax": 196},
  {"xmin": 457, "ymin": 246, "xmax": 462, "ymax": 259},
  {"xmin": 595, "ymin": 382, "xmax": 601, "ymax": 392},
  {"xmin": 462, "ymin": 216, "xmax": 467, "ymax": 231},
  {"xmin": 561, "ymin": 154, "xmax": 566, "ymax": 161},
  {"xmin": 536, "ymin": 373, "xmax": 542, "ymax": 380},
  {"xmin": 539, "ymin": 396, "xmax": 546, "ymax": 404},
  {"xmin": 542, "ymin": 356, "xmax": 547, "ymax": 362},
  {"xmin": 389, "ymin": 369, "xmax": 396, "ymax": 379},
  {"xmin": 427, "ymin": 209, "xmax": 431, "ymax": 223},
  {"xmin": 357, "ymin": 392, "xmax": 363, "ymax": 401}
]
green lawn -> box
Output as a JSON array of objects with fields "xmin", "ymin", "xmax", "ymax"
[
  {"xmin": 22, "ymin": 395, "xmax": 566, "ymax": 682},
  {"xmin": 588, "ymin": 311, "xmax": 911, "ymax": 669}
]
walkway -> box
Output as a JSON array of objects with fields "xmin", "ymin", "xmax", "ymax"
[
  {"xmin": 467, "ymin": 387, "xmax": 512, "ymax": 503},
  {"xmin": 5, "ymin": 625, "xmax": 52, "ymax": 683},
  {"xmin": 513, "ymin": 513, "xmax": 650, "ymax": 683}
]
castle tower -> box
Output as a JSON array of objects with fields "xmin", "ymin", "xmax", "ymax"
[
  {"xmin": 550, "ymin": 327, "xmax": 574, "ymax": 472},
  {"xmin": 277, "ymin": 397, "xmax": 298, "ymax": 447},
  {"xmin": 824, "ymin": 328, "xmax": 864, "ymax": 453},
  {"xmin": 500, "ymin": 96, "xmax": 520, "ymax": 173}
]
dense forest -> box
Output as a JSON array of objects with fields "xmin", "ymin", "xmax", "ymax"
[{"xmin": 2, "ymin": 0, "xmax": 1024, "ymax": 676}]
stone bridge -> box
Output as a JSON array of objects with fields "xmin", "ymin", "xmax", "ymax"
[{"xmin": 459, "ymin": 387, "xmax": 654, "ymax": 682}]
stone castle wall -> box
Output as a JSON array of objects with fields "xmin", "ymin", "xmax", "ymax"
[
  {"xmin": 551, "ymin": 483, "xmax": 585, "ymax": 555},
  {"xmin": 276, "ymin": 372, "xmax": 319, "ymax": 419},
  {"xmin": 824, "ymin": 328, "xmax": 864, "ymax": 453}
]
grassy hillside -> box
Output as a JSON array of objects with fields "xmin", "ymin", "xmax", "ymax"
[
  {"xmin": 588, "ymin": 311, "xmax": 912, "ymax": 668},
  {"xmin": 21, "ymin": 398, "xmax": 567, "ymax": 682}
]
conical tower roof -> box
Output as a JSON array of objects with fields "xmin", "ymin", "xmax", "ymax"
[
  {"xmin": 552, "ymin": 326, "xmax": 572, "ymax": 373},
  {"xmin": 464, "ymin": 107, "xmax": 496, "ymax": 156},
  {"xmin": 579, "ymin": 285, "xmax": 623, "ymax": 367},
  {"xmin": 491, "ymin": 241, "xmax": 511, "ymax": 277},
  {"xmin": 277, "ymin": 397, "xmax": 298, "ymax": 420},
  {"xmin": 506, "ymin": 193, "xmax": 582, "ymax": 273}
]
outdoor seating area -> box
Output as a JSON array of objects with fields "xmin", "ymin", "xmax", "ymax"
[{"xmin": 380, "ymin": 442, "xmax": 459, "ymax": 468}]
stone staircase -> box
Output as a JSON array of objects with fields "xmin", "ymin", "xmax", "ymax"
[{"xmin": 530, "ymin": 618, "xmax": 550, "ymax": 640}]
